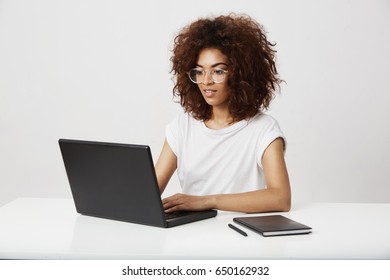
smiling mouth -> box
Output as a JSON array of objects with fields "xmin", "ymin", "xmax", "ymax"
[{"xmin": 203, "ymin": 89, "xmax": 216, "ymax": 97}]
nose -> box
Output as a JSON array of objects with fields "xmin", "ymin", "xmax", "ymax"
[{"xmin": 202, "ymin": 70, "xmax": 214, "ymax": 85}]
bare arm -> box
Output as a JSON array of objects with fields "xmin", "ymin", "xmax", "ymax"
[
  {"xmin": 162, "ymin": 138, "xmax": 291, "ymax": 213},
  {"xmin": 155, "ymin": 139, "xmax": 177, "ymax": 194}
]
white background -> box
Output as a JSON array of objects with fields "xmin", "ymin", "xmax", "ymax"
[{"xmin": 1, "ymin": 0, "xmax": 389, "ymax": 207}]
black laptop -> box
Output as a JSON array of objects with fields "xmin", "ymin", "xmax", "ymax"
[{"xmin": 59, "ymin": 139, "xmax": 217, "ymax": 227}]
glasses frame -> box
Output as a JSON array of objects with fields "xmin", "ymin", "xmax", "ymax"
[{"xmin": 187, "ymin": 68, "xmax": 229, "ymax": 84}]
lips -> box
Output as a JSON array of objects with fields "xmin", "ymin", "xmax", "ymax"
[{"xmin": 203, "ymin": 88, "xmax": 217, "ymax": 98}]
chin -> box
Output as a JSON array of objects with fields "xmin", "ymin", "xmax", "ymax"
[{"xmin": 204, "ymin": 100, "xmax": 219, "ymax": 106}]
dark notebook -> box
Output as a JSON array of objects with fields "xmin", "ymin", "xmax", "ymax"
[{"xmin": 233, "ymin": 215, "xmax": 312, "ymax": 237}]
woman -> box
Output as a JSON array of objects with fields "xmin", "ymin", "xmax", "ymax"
[{"xmin": 155, "ymin": 14, "xmax": 291, "ymax": 213}]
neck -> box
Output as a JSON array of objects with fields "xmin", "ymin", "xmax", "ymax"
[{"xmin": 205, "ymin": 107, "xmax": 235, "ymax": 130}]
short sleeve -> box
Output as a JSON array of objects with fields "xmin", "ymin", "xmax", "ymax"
[
  {"xmin": 165, "ymin": 114, "xmax": 181, "ymax": 156},
  {"xmin": 256, "ymin": 117, "xmax": 286, "ymax": 169}
]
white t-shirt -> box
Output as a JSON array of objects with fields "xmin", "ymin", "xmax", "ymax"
[{"xmin": 165, "ymin": 111, "xmax": 285, "ymax": 196}]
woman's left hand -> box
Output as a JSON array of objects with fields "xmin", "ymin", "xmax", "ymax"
[{"xmin": 162, "ymin": 193, "xmax": 215, "ymax": 212}]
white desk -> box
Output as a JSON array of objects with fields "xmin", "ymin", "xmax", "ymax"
[{"xmin": 0, "ymin": 198, "xmax": 389, "ymax": 259}]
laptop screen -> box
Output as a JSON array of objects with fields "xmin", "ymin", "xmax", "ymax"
[{"xmin": 59, "ymin": 139, "xmax": 167, "ymax": 227}]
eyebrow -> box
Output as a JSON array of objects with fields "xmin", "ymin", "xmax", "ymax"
[{"xmin": 195, "ymin": 62, "xmax": 228, "ymax": 68}]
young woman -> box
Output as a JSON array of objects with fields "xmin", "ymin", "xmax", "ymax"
[{"xmin": 155, "ymin": 14, "xmax": 291, "ymax": 213}]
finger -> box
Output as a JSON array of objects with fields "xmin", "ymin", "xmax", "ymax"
[
  {"xmin": 164, "ymin": 204, "xmax": 183, "ymax": 213},
  {"xmin": 163, "ymin": 197, "xmax": 184, "ymax": 210},
  {"xmin": 162, "ymin": 198, "xmax": 177, "ymax": 208},
  {"xmin": 163, "ymin": 200, "xmax": 176, "ymax": 210}
]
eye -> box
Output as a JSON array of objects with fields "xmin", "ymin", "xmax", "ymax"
[
  {"xmin": 194, "ymin": 69, "xmax": 204, "ymax": 75},
  {"xmin": 213, "ymin": 69, "xmax": 226, "ymax": 75}
]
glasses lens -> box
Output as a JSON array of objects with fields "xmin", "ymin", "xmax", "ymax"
[
  {"xmin": 189, "ymin": 69, "xmax": 202, "ymax": 83},
  {"xmin": 211, "ymin": 69, "xmax": 226, "ymax": 83}
]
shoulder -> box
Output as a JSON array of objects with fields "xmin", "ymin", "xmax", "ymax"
[
  {"xmin": 248, "ymin": 113, "xmax": 285, "ymax": 147},
  {"xmin": 170, "ymin": 110, "xmax": 197, "ymax": 125},
  {"xmin": 167, "ymin": 110, "xmax": 200, "ymax": 133},
  {"xmin": 247, "ymin": 113, "xmax": 281, "ymax": 129}
]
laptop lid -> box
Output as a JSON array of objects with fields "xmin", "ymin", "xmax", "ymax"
[{"xmin": 59, "ymin": 139, "xmax": 217, "ymax": 228}]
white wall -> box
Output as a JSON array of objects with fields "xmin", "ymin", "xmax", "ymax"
[{"xmin": 1, "ymin": 0, "xmax": 389, "ymax": 206}]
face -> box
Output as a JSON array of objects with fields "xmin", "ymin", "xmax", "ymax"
[{"xmin": 195, "ymin": 48, "xmax": 230, "ymax": 109}]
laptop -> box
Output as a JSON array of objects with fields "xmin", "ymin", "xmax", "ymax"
[{"xmin": 59, "ymin": 139, "xmax": 217, "ymax": 227}]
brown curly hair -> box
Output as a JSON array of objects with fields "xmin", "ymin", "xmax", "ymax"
[{"xmin": 171, "ymin": 14, "xmax": 282, "ymax": 121}]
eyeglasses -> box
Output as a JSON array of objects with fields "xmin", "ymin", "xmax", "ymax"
[{"xmin": 187, "ymin": 68, "xmax": 228, "ymax": 84}]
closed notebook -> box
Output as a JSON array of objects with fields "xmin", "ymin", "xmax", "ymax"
[{"xmin": 233, "ymin": 215, "xmax": 312, "ymax": 237}]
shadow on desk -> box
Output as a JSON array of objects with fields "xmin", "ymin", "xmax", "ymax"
[{"xmin": 70, "ymin": 215, "xmax": 166, "ymax": 258}]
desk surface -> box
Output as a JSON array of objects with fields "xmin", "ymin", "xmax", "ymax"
[{"xmin": 0, "ymin": 198, "xmax": 389, "ymax": 259}]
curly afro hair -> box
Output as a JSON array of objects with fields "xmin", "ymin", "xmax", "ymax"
[{"xmin": 171, "ymin": 13, "xmax": 282, "ymax": 121}]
